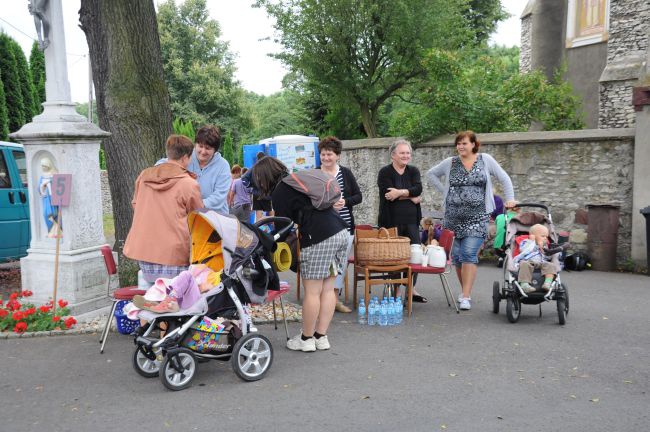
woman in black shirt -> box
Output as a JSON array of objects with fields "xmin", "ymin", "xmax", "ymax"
[
  {"xmin": 253, "ymin": 156, "xmax": 349, "ymax": 352},
  {"xmin": 377, "ymin": 139, "xmax": 427, "ymax": 303}
]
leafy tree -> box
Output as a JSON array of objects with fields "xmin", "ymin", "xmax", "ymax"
[
  {"xmin": 221, "ymin": 130, "xmax": 235, "ymax": 166},
  {"xmin": 463, "ymin": 0, "xmax": 509, "ymax": 46},
  {"xmin": 74, "ymin": 102, "xmax": 99, "ymax": 124},
  {"xmin": 0, "ymin": 34, "xmax": 26, "ymax": 133},
  {"xmin": 157, "ymin": 0, "xmax": 253, "ymax": 142},
  {"xmin": 172, "ymin": 118, "xmax": 195, "ymax": 141},
  {"xmin": 80, "ymin": 0, "xmax": 173, "ymax": 284},
  {"xmin": 29, "ymin": 42, "xmax": 45, "ymax": 113},
  {"xmin": 256, "ymin": 0, "xmax": 478, "ymax": 138},
  {"xmin": 389, "ymin": 49, "xmax": 584, "ymax": 142},
  {"xmin": 0, "ymin": 70, "xmax": 9, "ymax": 140},
  {"xmin": 8, "ymin": 39, "xmax": 36, "ymax": 121}
]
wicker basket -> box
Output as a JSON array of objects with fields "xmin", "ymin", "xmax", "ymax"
[{"xmin": 355, "ymin": 227, "xmax": 411, "ymax": 266}]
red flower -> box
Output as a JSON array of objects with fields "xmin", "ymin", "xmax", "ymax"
[
  {"xmin": 0, "ymin": 309, "xmax": 8, "ymax": 318},
  {"xmin": 64, "ymin": 317, "xmax": 77, "ymax": 329},
  {"xmin": 0, "ymin": 299, "xmax": 3, "ymax": 306},
  {"xmin": 39, "ymin": 305, "xmax": 51, "ymax": 313},
  {"xmin": 7, "ymin": 300, "xmax": 21, "ymax": 311},
  {"xmin": 24, "ymin": 307, "xmax": 36, "ymax": 316},
  {"xmin": 21, "ymin": 290, "xmax": 33, "ymax": 298},
  {"xmin": 52, "ymin": 316, "xmax": 61, "ymax": 322},
  {"xmin": 58, "ymin": 299, "xmax": 69, "ymax": 308},
  {"xmin": 14, "ymin": 322, "xmax": 28, "ymax": 333},
  {"xmin": 9, "ymin": 292, "xmax": 18, "ymax": 301},
  {"xmin": 12, "ymin": 311, "xmax": 24, "ymax": 321}
]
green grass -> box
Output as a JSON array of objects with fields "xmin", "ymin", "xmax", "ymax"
[{"xmin": 103, "ymin": 214, "xmax": 115, "ymax": 240}]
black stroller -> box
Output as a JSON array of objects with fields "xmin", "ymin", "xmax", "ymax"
[
  {"xmin": 131, "ymin": 210, "xmax": 293, "ymax": 390},
  {"xmin": 492, "ymin": 203, "xmax": 570, "ymax": 325}
]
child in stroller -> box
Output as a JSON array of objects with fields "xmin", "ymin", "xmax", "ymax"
[
  {"xmin": 131, "ymin": 210, "xmax": 294, "ymax": 390},
  {"xmin": 513, "ymin": 224, "xmax": 557, "ymax": 293},
  {"xmin": 492, "ymin": 203, "xmax": 570, "ymax": 325}
]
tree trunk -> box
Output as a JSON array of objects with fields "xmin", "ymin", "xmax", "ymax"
[
  {"xmin": 360, "ymin": 103, "xmax": 378, "ymax": 138},
  {"xmin": 79, "ymin": 0, "xmax": 173, "ymax": 285}
]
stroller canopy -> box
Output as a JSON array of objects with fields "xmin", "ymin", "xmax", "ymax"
[{"xmin": 188, "ymin": 210, "xmax": 259, "ymax": 276}]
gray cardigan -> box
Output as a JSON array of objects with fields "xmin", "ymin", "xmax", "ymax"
[{"xmin": 426, "ymin": 153, "xmax": 515, "ymax": 213}]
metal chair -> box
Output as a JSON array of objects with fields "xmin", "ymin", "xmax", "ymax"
[
  {"xmin": 264, "ymin": 281, "xmax": 291, "ymax": 340},
  {"xmin": 408, "ymin": 229, "xmax": 459, "ymax": 313},
  {"xmin": 98, "ymin": 245, "xmax": 146, "ymax": 354}
]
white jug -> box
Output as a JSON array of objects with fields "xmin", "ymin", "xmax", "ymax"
[
  {"xmin": 410, "ymin": 244, "xmax": 424, "ymax": 264},
  {"xmin": 426, "ymin": 245, "xmax": 446, "ymax": 268}
]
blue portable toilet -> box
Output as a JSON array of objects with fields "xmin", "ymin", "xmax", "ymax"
[
  {"xmin": 259, "ymin": 135, "xmax": 320, "ymax": 172},
  {"xmin": 242, "ymin": 144, "xmax": 266, "ymax": 168}
]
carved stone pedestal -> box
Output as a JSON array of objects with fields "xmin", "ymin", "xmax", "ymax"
[{"xmin": 11, "ymin": 103, "xmax": 112, "ymax": 314}]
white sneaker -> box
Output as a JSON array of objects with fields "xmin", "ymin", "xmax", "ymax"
[
  {"xmin": 286, "ymin": 333, "xmax": 316, "ymax": 352},
  {"xmin": 459, "ymin": 298, "xmax": 471, "ymax": 310},
  {"xmin": 314, "ymin": 335, "xmax": 330, "ymax": 350},
  {"xmin": 458, "ymin": 295, "xmax": 471, "ymax": 303}
]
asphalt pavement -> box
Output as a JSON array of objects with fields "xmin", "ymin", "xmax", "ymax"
[{"xmin": 1, "ymin": 265, "xmax": 648, "ymax": 432}]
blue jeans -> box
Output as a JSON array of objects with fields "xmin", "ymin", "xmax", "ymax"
[{"xmin": 452, "ymin": 236, "xmax": 484, "ymax": 266}]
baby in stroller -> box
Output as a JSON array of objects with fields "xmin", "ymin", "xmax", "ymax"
[
  {"xmin": 493, "ymin": 203, "xmax": 570, "ymax": 324},
  {"xmin": 512, "ymin": 224, "xmax": 557, "ymax": 293},
  {"xmin": 130, "ymin": 210, "xmax": 294, "ymax": 390}
]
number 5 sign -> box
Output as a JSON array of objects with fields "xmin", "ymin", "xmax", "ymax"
[{"xmin": 51, "ymin": 174, "xmax": 72, "ymax": 206}]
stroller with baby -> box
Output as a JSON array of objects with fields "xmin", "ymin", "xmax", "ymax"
[
  {"xmin": 132, "ymin": 210, "xmax": 294, "ymax": 390},
  {"xmin": 492, "ymin": 203, "xmax": 570, "ymax": 325}
]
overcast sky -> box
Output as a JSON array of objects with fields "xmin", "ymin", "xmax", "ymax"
[{"xmin": 0, "ymin": 0, "xmax": 524, "ymax": 103}]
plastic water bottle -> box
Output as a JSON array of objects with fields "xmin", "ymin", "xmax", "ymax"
[
  {"xmin": 379, "ymin": 301, "xmax": 388, "ymax": 326},
  {"xmin": 388, "ymin": 297, "xmax": 396, "ymax": 326},
  {"xmin": 368, "ymin": 299, "xmax": 376, "ymax": 326},
  {"xmin": 358, "ymin": 298, "xmax": 367, "ymax": 325},
  {"xmin": 395, "ymin": 296, "xmax": 403, "ymax": 324}
]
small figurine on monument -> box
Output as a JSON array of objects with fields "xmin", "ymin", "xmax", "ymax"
[
  {"xmin": 29, "ymin": 0, "xmax": 51, "ymax": 50},
  {"xmin": 38, "ymin": 157, "xmax": 62, "ymax": 238}
]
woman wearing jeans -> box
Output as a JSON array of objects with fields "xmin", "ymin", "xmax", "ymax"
[{"xmin": 427, "ymin": 131, "xmax": 516, "ymax": 310}]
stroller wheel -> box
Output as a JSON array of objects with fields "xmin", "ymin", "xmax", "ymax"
[
  {"xmin": 160, "ymin": 348, "xmax": 197, "ymax": 391},
  {"xmin": 506, "ymin": 296, "xmax": 521, "ymax": 323},
  {"xmin": 231, "ymin": 333, "xmax": 273, "ymax": 382},
  {"xmin": 492, "ymin": 281, "xmax": 500, "ymax": 314},
  {"xmin": 133, "ymin": 346, "xmax": 161, "ymax": 378},
  {"xmin": 561, "ymin": 283, "xmax": 570, "ymax": 316},
  {"xmin": 557, "ymin": 298, "xmax": 567, "ymax": 325}
]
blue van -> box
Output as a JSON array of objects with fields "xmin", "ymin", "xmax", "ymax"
[{"xmin": 0, "ymin": 142, "xmax": 30, "ymax": 261}]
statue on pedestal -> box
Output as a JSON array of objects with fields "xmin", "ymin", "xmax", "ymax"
[{"xmin": 29, "ymin": 0, "xmax": 51, "ymax": 50}]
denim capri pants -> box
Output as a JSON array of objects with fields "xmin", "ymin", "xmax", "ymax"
[{"xmin": 451, "ymin": 236, "xmax": 484, "ymax": 266}]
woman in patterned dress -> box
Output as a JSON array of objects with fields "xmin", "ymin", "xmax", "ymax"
[{"xmin": 426, "ymin": 131, "xmax": 516, "ymax": 310}]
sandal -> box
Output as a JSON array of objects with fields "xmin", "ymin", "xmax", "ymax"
[
  {"xmin": 412, "ymin": 294, "xmax": 428, "ymax": 303},
  {"xmin": 146, "ymin": 296, "xmax": 180, "ymax": 313},
  {"xmin": 132, "ymin": 295, "xmax": 159, "ymax": 310}
]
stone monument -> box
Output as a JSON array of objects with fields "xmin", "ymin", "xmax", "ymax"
[{"xmin": 10, "ymin": 0, "xmax": 112, "ymax": 313}]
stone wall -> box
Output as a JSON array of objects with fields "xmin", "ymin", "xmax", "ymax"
[
  {"xmin": 341, "ymin": 130, "xmax": 636, "ymax": 266},
  {"xmin": 519, "ymin": 15, "xmax": 532, "ymax": 73},
  {"xmin": 606, "ymin": 0, "xmax": 649, "ymax": 64},
  {"xmin": 598, "ymin": 0, "xmax": 650, "ymax": 128},
  {"xmin": 599, "ymin": 79, "xmax": 638, "ymax": 128},
  {"xmin": 99, "ymin": 130, "xmax": 638, "ymax": 267}
]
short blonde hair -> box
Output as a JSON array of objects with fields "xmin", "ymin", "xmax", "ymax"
[{"xmin": 530, "ymin": 224, "xmax": 548, "ymax": 236}]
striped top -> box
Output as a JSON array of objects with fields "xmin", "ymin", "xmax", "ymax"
[{"xmin": 335, "ymin": 168, "xmax": 353, "ymax": 233}]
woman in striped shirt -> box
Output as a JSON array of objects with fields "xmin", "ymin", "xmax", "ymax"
[{"xmin": 318, "ymin": 136, "xmax": 363, "ymax": 313}]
